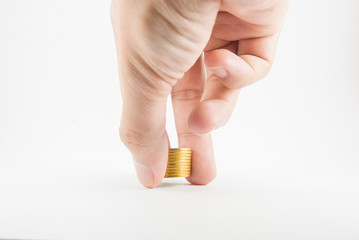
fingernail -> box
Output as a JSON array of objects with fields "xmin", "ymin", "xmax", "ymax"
[
  {"xmin": 209, "ymin": 67, "xmax": 228, "ymax": 79},
  {"xmin": 134, "ymin": 161, "xmax": 154, "ymax": 188}
]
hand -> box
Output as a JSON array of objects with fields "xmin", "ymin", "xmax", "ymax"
[{"xmin": 111, "ymin": 0, "xmax": 289, "ymax": 188}]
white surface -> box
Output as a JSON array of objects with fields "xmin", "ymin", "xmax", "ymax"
[{"xmin": 0, "ymin": 0, "xmax": 359, "ymax": 239}]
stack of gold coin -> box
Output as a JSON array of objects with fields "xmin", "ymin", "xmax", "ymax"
[{"xmin": 164, "ymin": 148, "xmax": 192, "ymax": 178}]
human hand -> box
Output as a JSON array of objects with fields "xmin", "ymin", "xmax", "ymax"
[{"xmin": 111, "ymin": 0, "xmax": 289, "ymax": 188}]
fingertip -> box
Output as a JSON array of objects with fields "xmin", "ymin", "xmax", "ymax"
[
  {"xmin": 186, "ymin": 168, "xmax": 216, "ymax": 185},
  {"xmin": 204, "ymin": 49, "xmax": 254, "ymax": 89},
  {"xmin": 134, "ymin": 161, "xmax": 155, "ymax": 188},
  {"xmin": 208, "ymin": 67, "xmax": 228, "ymax": 79},
  {"xmin": 134, "ymin": 162, "xmax": 165, "ymax": 189},
  {"xmin": 178, "ymin": 135, "xmax": 217, "ymax": 186},
  {"xmin": 129, "ymin": 133, "xmax": 169, "ymax": 189}
]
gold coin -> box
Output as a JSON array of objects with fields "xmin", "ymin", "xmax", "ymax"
[
  {"xmin": 167, "ymin": 163, "xmax": 191, "ymax": 166},
  {"xmin": 168, "ymin": 158, "xmax": 191, "ymax": 161},
  {"xmin": 169, "ymin": 158, "xmax": 191, "ymax": 161},
  {"xmin": 168, "ymin": 164, "xmax": 191, "ymax": 168},
  {"xmin": 169, "ymin": 151, "xmax": 191, "ymax": 154},
  {"xmin": 168, "ymin": 160, "xmax": 191, "ymax": 163},
  {"xmin": 167, "ymin": 170, "xmax": 191, "ymax": 173},
  {"xmin": 168, "ymin": 157, "xmax": 191, "ymax": 160},
  {"xmin": 169, "ymin": 153, "xmax": 192, "ymax": 157},
  {"xmin": 166, "ymin": 172, "xmax": 191, "ymax": 175},
  {"xmin": 165, "ymin": 148, "xmax": 192, "ymax": 178},
  {"xmin": 167, "ymin": 172, "xmax": 191, "ymax": 175},
  {"xmin": 166, "ymin": 169, "xmax": 191, "ymax": 173},
  {"xmin": 165, "ymin": 174, "xmax": 191, "ymax": 178},
  {"xmin": 166, "ymin": 169, "xmax": 191, "ymax": 171},
  {"xmin": 169, "ymin": 152, "xmax": 191, "ymax": 155},
  {"xmin": 169, "ymin": 156, "xmax": 191, "ymax": 158},
  {"xmin": 167, "ymin": 171, "xmax": 191, "ymax": 174},
  {"xmin": 169, "ymin": 151, "xmax": 191, "ymax": 155},
  {"xmin": 169, "ymin": 155, "xmax": 191, "ymax": 158},
  {"xmin": 169, "ymin": 150, "xmax": 191, "ymax": 153},
  {"xmin": 169, "ymin": 148, "xmax": 191, "ymax": 151},
  {"xmin": 167, "ymin": 164, "xmax": 191, "ymax": 168},
  {"xmin": 169, "ymin": 159, "xmax": 191, "ymax": 161},
  {"xmin": 168, "ymin": 162, "xmax": 191, "ymax": 165},
  {"xmin": 169, "ymin": 159, "xmax": 191, "ymax": 162},
  {"xmin": 167, "ymin": 169, "xmax": 191, "ymax": 171},
  {"xmin": 166, "ymin": 167, "xmax": 191, "ymax": 171},
  {"xmin": 169, "ymin": 149, "xmax": 191, "ymax": 152},
  {"xmin": 166, "ymin": 170, "xmax": 191, "ymax": 173},
  {"xmin": 167, "ymin": 169, "xmax": 191, "ymax": 172}
]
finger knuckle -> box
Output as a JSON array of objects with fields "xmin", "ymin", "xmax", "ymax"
[
  {"xmin": 139, "ymin": 0, "xmax": 219, "ymax": 81},
  {"xmin": 125, "ymin": 50, "xmax": 175, "ymax": 94},
  {"xmin": 171, "ymin": 89, "xmax": 203, "ymax": 102},
  {"xmin": 119, "ymin": 127, "xmax": 150, "ymax": 151}
]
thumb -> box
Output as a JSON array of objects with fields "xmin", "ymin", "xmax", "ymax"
[
  {"xmin": 111, "ymin": 0, "xmax": 173, "ymax": 188},
  {"xmin": 118, "ymin": 48, "xmax": 172, "ymax": 188},
  {"xmin": 119, "ymin": 72, "xmax": 170, "ymax": 189}
]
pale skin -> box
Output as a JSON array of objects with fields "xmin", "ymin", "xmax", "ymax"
[{"xmin": 111, "ymin": 0, "xmax": 290, "ymax": 188}]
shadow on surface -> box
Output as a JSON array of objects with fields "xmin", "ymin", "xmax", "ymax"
[{"xmin": 157, "ymin": 182, "xmax": 192, "ymax": 188}]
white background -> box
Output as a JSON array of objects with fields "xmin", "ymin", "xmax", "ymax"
[{"xmin": 0, "ymin": 0, "xmax": 358, "ymax": 239}]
